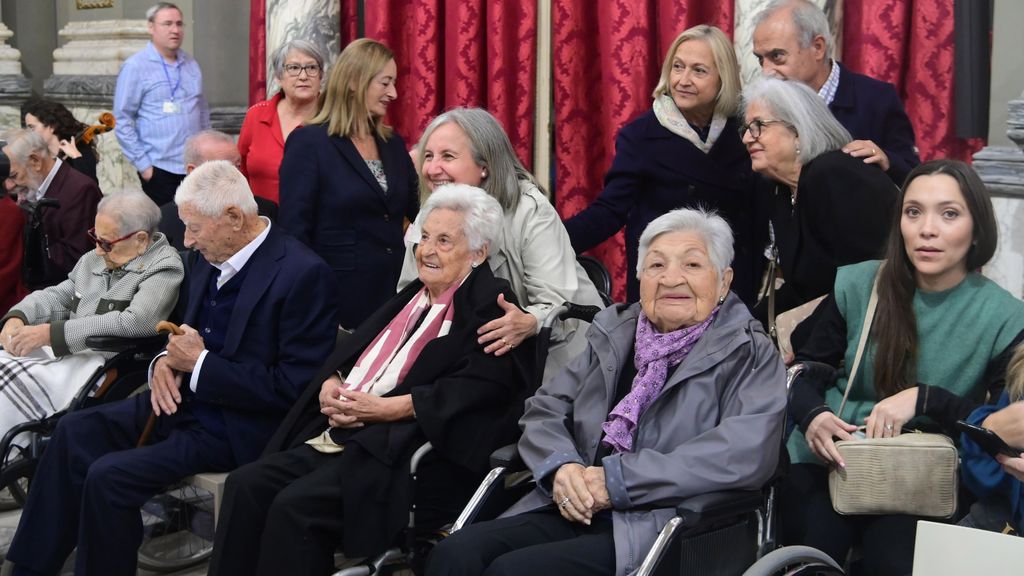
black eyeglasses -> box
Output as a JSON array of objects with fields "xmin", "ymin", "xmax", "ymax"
[
  {"xmin": 87, "ymin": 227, "xmax": 141, "ymax": 252},
  {"xmin": 739, "ymin": 119, "xmax": 793, "ymax": 140},
  {"xmin": 283, "ymin": 63, "xmax": 322, "ymax": 78}
]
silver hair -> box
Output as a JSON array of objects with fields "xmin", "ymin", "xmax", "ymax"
[
  {"xmin": 270, "ymin": 39, "xmax": 326, "ymax": 82},
  {"xmin": 420, "ymin": 183, "xmax": 503, "ymax": 252},
  {"xmin": 174, "ymin": 160, "xmax": 258, "ymax": 217},
  {"xmin": 741, "ymin": 76, "xmax": 850, "ymax": 163},
  {"xmin": 146, "ymin": 2, "xmax": 181, "ymax": 22},
  {"xmin": 753, "ymin": 0, "xmax": 833, "ymax": 59},
  {"xmin": 2, "ymin": 129, "xmax": 48, "ymax": 164},
  {"xmin": 416, "ymin": 107, "xmax": 537, "ymax": 214},
  {"xmin": 636, "ymin": 207, "xmax": 734, "ymax": 281},
  {"xmin": 98, "ymin": 190, "xmax": 162, "ymax": 236},
  {"xmin": 183, "ymin": 130, "xmax": 237, "ymax": 167}
]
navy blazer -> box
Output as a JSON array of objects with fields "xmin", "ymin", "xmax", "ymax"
[
  {"xmin": 278, "ymin": 124, "xmax": 419, "ymax": 329},
  {"xmin": 563, "ymin": 110, "xmax": 760, "ymax": 304},
  {"xmin": 181, "ymin": 224, "xmax": 338, "ymax": 465},
  {"xmin": 830, "ymin": 62, "xmax": 920, "ymax": 185}
]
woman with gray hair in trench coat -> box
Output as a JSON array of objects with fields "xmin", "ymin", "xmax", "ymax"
[{"xmin": 427, "ymin": 207, "xmax": 787, "ymax": 576}]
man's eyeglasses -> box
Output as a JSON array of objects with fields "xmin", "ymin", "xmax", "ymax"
[
  {"xmin": 739, "ymin": 119, "xmax": 794, "ymax": 140},
  {"xmin": 87, "ymin": 228, "xmax": 141, "ymax": 253},
  {"xmin": 283, "ymin": 64, "xmax": 322, "ymax": 78}
]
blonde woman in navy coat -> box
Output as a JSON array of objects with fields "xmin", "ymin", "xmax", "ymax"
[
  {"xmin": 564, "ymin": 25, "xmax": 759, "ymax": 304},
  {"xmin": 279, "ymin": 38, "xmax": 418, "ymax": 329}
]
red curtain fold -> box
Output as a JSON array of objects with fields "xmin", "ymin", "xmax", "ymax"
[
  {"xmin": 553, "ymin": 0, "xmax": 734, "ymax": 302},
  {"xmin": 362, "ymin": 1, "xmax": 536, "ymax": 166},
  {"xmin": 249, "ymin": 0, "xmax": 267, "ymax": 105},
  {"xmin": 842, "ymin": 0, "xmax": 984, "ymax": 163}
]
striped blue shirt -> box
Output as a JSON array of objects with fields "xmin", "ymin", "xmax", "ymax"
[{"xmin": 114, "ymin": 42, "xmax": 210, "ymax": 175}]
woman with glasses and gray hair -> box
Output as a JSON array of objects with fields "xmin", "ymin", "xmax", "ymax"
[
  {"xmin": 741, "ymin": 76, "xmax": 896, "ymax": 332},
  {"xmin": 0, "ymin": 190, "xmax": 182, "ymax": 452},
  {"xmin": 238, "ymin": 39, "xmax": 325, "ymax": 204}
]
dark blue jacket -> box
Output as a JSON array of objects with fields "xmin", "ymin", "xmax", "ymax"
[
  {"xmin": 830, "ymin": 63, "xmax": 920, "ymax": 185},
  {"xmin": 962, "ymin": 391, "xmax": 1024, "ymax": 534},
  {"xmin": 279, "ymin": 124, "xmax": 419, "ymax": 329},
  {"xmin": 183, "ymin": 224, "xmax": 338, "ymax": 465},
  {"xmin": 563, "ymin": 111, "xmax": 760, "ymax": 304}
]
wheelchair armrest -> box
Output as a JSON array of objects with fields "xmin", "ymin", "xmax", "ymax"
[
  {"xmin": 558, "ymin": 302, "xmax": 603, "ymax": 324},
  {"xmin": 674, "ymin": 489, "xmax": 764, "ymax": 528},
  {"xmin": 85, "ymin": 334, "xmax": 167, "ymax": 353},
  {"xmin": 489, "ymin": 444, "xmax": 524, "ymax": 470}
]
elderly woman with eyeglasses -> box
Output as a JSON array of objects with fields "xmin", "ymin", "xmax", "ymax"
[
  {"xmin": 741, "ymin": 77, "xmax": 896, "ymax": 330},
  {"xmin": 238, "ymin": 39, "xmax": 325, "ymax": 205},
  {"xmin": 0, "ymin": 190, "xmax": 182, "ymax": 445}
]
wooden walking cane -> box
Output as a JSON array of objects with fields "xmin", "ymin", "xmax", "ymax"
[{"xmin": 137, "ymin": 321, "xmax": 185, "ymax": 447}]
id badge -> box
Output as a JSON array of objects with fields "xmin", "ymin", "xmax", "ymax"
[{"xmin": 163, "ymin": 100, "xmax": 180, "ymax": 114}]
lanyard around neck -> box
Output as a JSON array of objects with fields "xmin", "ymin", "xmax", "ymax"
[{"xmin": 159, "ymin": 56, "xmax": 181, "ymax": 101}]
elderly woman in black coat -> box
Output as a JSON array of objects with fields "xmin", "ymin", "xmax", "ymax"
[{"xmin": 208, "ymin": 184, "xmax": 536, "ymax": 576}]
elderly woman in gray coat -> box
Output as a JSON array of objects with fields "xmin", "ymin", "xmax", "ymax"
[
  {"xmin": 427, "ymin": 208, "xmax": 787, "ymax": 576},
  {"xmin": 0, "ymin": 190, "xmax": 183, "ymax": 440}
]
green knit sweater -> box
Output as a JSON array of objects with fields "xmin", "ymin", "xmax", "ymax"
[{"xmin": 789, "ymin": 260, "xmax": 1024, "ymax": 465}]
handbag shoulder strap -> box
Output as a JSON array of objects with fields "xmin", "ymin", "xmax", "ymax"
[{"xmin": 836, "ymin": 267, "xmax": 882, "ymax": 420}]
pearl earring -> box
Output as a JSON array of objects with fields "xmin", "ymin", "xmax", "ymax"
[
  {"xmin": 471, "ymin": 261, "xmax": 479, "ymax": 268},
  {"xmin": 481, "ymin": 170, "xmax": 487, "ymax": 179}
]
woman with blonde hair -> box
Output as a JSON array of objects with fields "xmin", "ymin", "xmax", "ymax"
[
  {"xmin": 279, "ymin": 38, "xmax": 419, "ymax": 330},
  {"xmin": 563, "ymin": 24, "xmax": 761, "ymax": 303}
]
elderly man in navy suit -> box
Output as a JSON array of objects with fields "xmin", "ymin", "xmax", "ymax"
[
  {"xmin": 752, "ymin": 0, "xmax": 920, "ymax": 184},
  {"xmin": 5, "ymin": 160, "xmax": 338, "ymax": 576}
]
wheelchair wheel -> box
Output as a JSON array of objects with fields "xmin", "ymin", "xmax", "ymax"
[
  {"xmin": 136, "ymin": 481, "xmax": 216, "ymax": 572},
  {"xmin": 1, "ymin": 444, "xmax": 35, "ymax": 508},
  {"xmin": 742, "ymin": 545, "xmax": 845, "ymax": 576}
]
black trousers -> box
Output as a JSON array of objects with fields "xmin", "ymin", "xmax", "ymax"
[
  {"xmin": 5, "ymin": 393, "xmax": 234, "ymax": 576},
  {"xmin": 780, "ymin": 463, "xmax": 919, "ymax": 576},
  {"xmin": 209, "ymin": 443, "xmax": 345, "ymax": 576},
  {"xmin": 140, "ymin": 166, "xmax": 185, "ymax": 207},
  {"xmin": 426, "ymin": 509, "xmax": 616, "ymax": 576}
]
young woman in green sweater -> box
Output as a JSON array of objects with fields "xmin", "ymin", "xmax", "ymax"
[{"xmin": 780, "ymin": 159, "xmax": 1024, "ymax": 576}]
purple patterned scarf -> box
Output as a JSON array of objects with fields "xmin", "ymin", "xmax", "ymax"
[{"xmin": 600, "ymin": 306, "xmax": 720, "ymax": 453}]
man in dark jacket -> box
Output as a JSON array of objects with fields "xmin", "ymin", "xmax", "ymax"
[
  {"xmin": 4, "ymin": 160, "xmax": 338, "ymax": 576},
  {"xmin": 3, "ymin": 128, "xmax": 102, "ymax": 288},
  {"xmin": 752, "ymin": 0, "xmax": 920, "ymax": 184}
]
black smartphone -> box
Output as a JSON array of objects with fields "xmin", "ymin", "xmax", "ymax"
[{"xmin": 956, "ymin": 420, "xmax": 1024, "ymax": 458}]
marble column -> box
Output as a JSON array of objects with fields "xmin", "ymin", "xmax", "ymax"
[
  {"xmin": 733, "ymin": 0, "xmax": 838, "ymax": 85},
  {"xmin": 0, "ymin": 19, "xmax": 32, "ymax": 129},
  {"xmin": 45, "ymin": 19, "xmax": 149, "ymax": 193},
  {"xmin": 974, "ymin": 95, "xmax": 1024, "ymax": 299},
  {"xmin": 264, "ymin": 0, "xmax": 340, "ymax": 97}
]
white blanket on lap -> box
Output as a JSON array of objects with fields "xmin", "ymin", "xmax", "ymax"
[{"xmin": 0, "ymin": 347, "xmax": 107, "ymax": 441}]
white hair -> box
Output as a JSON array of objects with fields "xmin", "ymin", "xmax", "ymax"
[
  {"xmin": 183, "ymin": 130, "xmax": 236, "ymax": 167},
  {"xmin": 174, "ymin": 160, "xmax": 257, "ymax": 217},
  {"xmin": 636, "ymin": 207, "xmax": 734, "ymax": 280},
  {"xmin": 754, "ymin": 0, "xmax": 833, "ymax": 59},
  {"xmin": 2, "ymin": 129, "xmax": 48, "ymax": 164},
  {"xmin": 98, "ymin": 190, "xmax": 162, "ymax": 236},
  {"xmin": 271, "ymin": 39, "xmax": 326, "ymax": 81},
  {"xmin": 146, "ymin": 2, "xmax": 181, "ymax": 22},
  {"xmin": 420, "ymin": 184, "xmax": 503, "ymax": 252},
  {"xmin": 741, "ymin": 76, "xmax": 850, "ymax": 163}
]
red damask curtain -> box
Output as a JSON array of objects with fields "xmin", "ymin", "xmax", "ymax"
[
  {"xmin": 553, "ymin": 0, "xmax": 734, "ymax": 302},
  {"xmin": 249, "ymin": 0, "xmax": 267, "ymax": 105},
  {"xmin": 842, "ymin": 0, "xmax": 984, "ymax": 162},
  {"xmin": 362, "ymin": 1, "xmax": 537, "ymax": 166}
]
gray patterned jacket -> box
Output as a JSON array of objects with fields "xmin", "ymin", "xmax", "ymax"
[{"xmin": 2, "ymin": 233, "xmax": 184, "ymax": 356}]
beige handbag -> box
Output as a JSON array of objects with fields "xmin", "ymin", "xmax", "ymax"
[{"xmin": 827, "ymin": 270, "xmax": 959, "ymax": 519}]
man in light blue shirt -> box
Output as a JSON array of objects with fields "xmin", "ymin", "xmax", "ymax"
[{"xmin": 114, "ymin": 2, "xmax": 210, "ymax": 206}]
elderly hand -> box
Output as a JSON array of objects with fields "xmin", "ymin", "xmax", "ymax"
[
  {"xmin": 477, "ymin": 294, "xmax": 536, "ymax": 356},
  {"xmin": 583, "ymin": 466, "xmax": 612, "ymax": 513},
  {"xmin": 864, "ymin": 387, "xmax": 918, "ymax": 439},
  {"xmin": 1, "ymin": 318, "xmax": 26, "ymax": 351},
  {"xmin": 319, "ymin": 375, "xmax": 361, "ymax": 429},
  {"xmin": 996, "ymin": 454, "xmax": 1024, "ymax": 483},
  {"xmin": 163, "ymin": 324, "xmax": 205, "ymax": 373},
  {"xmin": 6, "ymin": 323, "xmax": 50, "ymax": 357},
  {"xmin": 805, "ymin": 411, "xmax": 858, "ymax": 467},
  {"xmin": 328, "ymin": 389, "xmax": 413, "ymax": 428},
  {"xmin": 842, "ymin": 140, "xmax": 890, "ymax": 172},
  {"xmin": 58, "ymin": 138, "xmax": 82, "ymax": 159},
  {"xmin": 983, "ymin": 401, "xmax": 1024, "ymax": 448},
  {"xmin": 553, "ymin": 462, "xmax": 595, "ymax": 524},
  {"xmin": 150, "ymin": 355, "xmax": 183, "ymax": 415}
]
